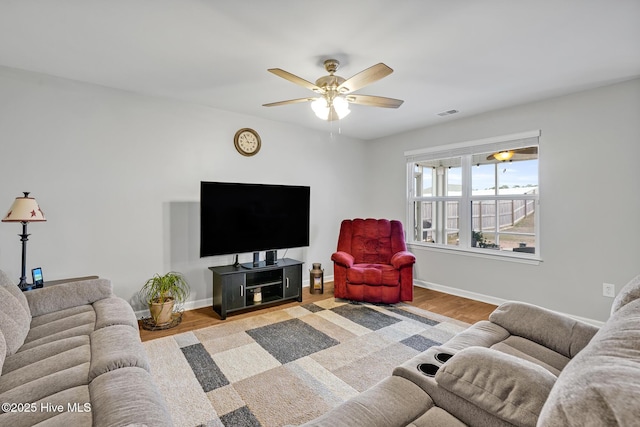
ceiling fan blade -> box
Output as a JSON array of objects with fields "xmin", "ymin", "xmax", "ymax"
[
  {"xmin": 262, "ymin": 98, "xmax": 314, "ymax": 107},
  {"xmin": 267, "ymin": 68, "xmax": 322, "ymax": 92},
  {"xmin": 346, "ymin": 94, "xmax": 404, "ymax": 108},
  {"xmin": 514, "ymin": 147, "xmax": 538, "ymax": 155},
  {"xmin": 337, "ymin": 63, "xmax": 393, "ymax": 94}
]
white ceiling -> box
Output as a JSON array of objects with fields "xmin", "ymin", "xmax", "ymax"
[{"xmin": 1, "ymin": 1, "xmax": 639, "ymax": 140}]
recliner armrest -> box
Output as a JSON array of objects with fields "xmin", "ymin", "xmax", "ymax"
[
  {"xmin": 436, "ymin": 346, "xmax": 556, "ymax": 427},
  {"xmin": 489, "ymin": 301, "xmax": 599, "ymax": 359},
  {"xmin": 390, "ymin": 251, "xmax": 416, "ymax": 269},
  {"xmin": 331, "ymin": 251, "xmax": 355, "ymax": 268},
  {"xmin": 25, "ymin": 278, "xmax": 113, "ymax": 317}
]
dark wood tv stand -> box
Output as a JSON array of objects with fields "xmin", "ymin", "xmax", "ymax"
[{"xmin": 209, "ymin": 258, "xmax": 303, "ymax": 320}]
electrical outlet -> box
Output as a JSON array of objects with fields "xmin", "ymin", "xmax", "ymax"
[{"xmin": 603, "ymin": 283, "xmax": 616, "ymax": 298}]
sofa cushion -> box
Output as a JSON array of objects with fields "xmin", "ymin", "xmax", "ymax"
[
  {"xmin": 0, "ymin": 344, "xmax": 90, "ymax": 394},
  {"xmin": 0, "ymin": 270, "xmax": 31, "ymax": 317},
  {"xmin": 0, "ymin": 286, "xmax": 31, "ymax": 355},
  {"xmin": 0, "ymin": 385, "xmax": 92, "ymax": 427},
  {"xmin": 19, "ymin": 323, "xmax": 95, "ymax": 352},
  {"xmin": 435, "ymin": 347, "xmax": 557, "ymax": 427},
  {"xmin": 347, "ymin": 263, "xmax": 399, "ymax": 286},
  {"xmin": 490, "ymin": 336, "xmax": 570, "ymax": 375},
  {"xmin": 537, "ymin": 298, "xmax": 640, "ymax": 426},
  {"xmin": 409, "ymin": 407, "xmax": 466, "ymax": 427},
  {"xmin": 29, "ymin": 305, "xmax": 94, "ymax": 329},
  {"xmin": 436, "ymin": 320, "xmax": 510, "ymax": 351},
  {"xmin": 3, "ymin": 336, "xmax": 89, "ymax": 374},
  {"xmin": 93, "ymin": 297, "xmax": 139, "ymax": 330},
  {"xmin": 489, "ymin": 301, "xmax": 597, "ymax": 358},
  {"xmin": 21, "ymin": 304, "xmax": 95, "ymax": 352},
  {"xmin": 26, "ymin": 310, "xmax": 96, "ymax": 343},
  {"xmin": 298, "ymin": 375, "xmax": 434, "ymax": 427},
  {"xmin": 611, "ymin": 274, "xmax": 640, "ymax": 315},
  {"xmin": 25, "ymin": 278, "xmax": 112, "ymax": 317},
  {"xmin": 89, "ymin": 325, "xmax": 150, "ymax": 381},
  {"xmin": 0, "ymin": 361, "xmax": 89, "ymax": 404}
]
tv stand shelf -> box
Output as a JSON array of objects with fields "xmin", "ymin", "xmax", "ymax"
[{"xmin": 209, "ymin": 258, "xmax": 303, "ymax": 320}]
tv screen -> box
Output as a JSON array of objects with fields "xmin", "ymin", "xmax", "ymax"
[{"xmin": 200, "ymin": 181, "xmax": 310, "ymax": 257}]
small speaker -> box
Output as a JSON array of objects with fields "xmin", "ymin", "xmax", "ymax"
[
  {"xmin": 253, "ymin": 252, "xmax": 260, "ymax": 266},
  {"xmin": 266, "ymin": 250, "xmax": 277, "ymax": 265}
]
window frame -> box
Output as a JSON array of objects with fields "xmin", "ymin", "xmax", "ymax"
[{"xmin": 405, "ymin": 130, "xmax": 541, "ymax": 262}]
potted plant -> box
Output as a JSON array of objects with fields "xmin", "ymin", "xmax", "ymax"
[
  {"xmin": 140, "ymin": 271, "xmax": 190, "ymax": 326},
  {"xmin": 472, "ymin": 230, "xmax": 486, "ymax": 248}
]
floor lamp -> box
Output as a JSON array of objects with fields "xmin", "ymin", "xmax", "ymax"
[{"xmin": 2, "ymin": 192, "xmax": 46, "ymax": 288}]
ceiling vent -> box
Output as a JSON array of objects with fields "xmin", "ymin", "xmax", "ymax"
[{"xmin": 436, "ymin": 109, "xmax": 459, "ymax": 117}]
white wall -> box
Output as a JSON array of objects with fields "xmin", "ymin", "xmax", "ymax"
[
  {"xmin": 3, "ymin": 65, "xmax": 637, "ymax": 323},
  {"xmin": 367, "ymin": 78, "xmax": 640, "ymax": 322},
  {"xmin": 0, "ymin": 66, "xmax": 368, "ymax": 309}
]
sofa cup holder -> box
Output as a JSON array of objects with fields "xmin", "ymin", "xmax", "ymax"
[
  {"xmin": 417, "ymin": 363, "xmax": 440, "ymax": 377},
  {"xmin": 435, "ymin": 352, "xmax": 453, "ymax": 363}
]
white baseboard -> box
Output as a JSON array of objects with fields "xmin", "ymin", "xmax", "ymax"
[
  {"xmin": 414, "ymin": 279, "xmax": 508, "ymax": 307},
  {"xmin": 137, "ymin": 276, "xmax": 603, "ymax": 327},
  {"xmin": 414, "ymin": 279, "xmax": 604, "ymax": 327}
]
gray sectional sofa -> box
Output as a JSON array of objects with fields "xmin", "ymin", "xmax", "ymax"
[
  {"xmin": 0, "ymin": 270, "xmax": 173, "ymax": 427},
  {"xmin": 301, "ymin": 274, "xmax": 640, "ymax": 427}
]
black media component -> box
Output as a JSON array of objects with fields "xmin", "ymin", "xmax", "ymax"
[
  {"xmin": 200, "ymin": 182, "xmax": 310, "ymax": 258},
  {"xmin": 209, "ymin": 258, "xmax": 303, "ymax": 320},
  {"xmin": 266, "ymin": 250, "xmax": 277, "ymax": 265}
]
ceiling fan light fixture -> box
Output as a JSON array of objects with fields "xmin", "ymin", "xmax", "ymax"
[
  {"xmin": 333, "ymin": 96, "xmax": 350, "ymax": 119},
  {"xmin": 311, "ymin": 96, "xmax": 350, "ymax": 121},
  {"xmin": 493, "ymin": 150, "xmax": 514, "ymax": 161},
  {"xmin": 311, "ymin": 97, "xmax": 329, "ymax": 119}
]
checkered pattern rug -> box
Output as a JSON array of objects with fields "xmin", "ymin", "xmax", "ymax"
[{"xmin": 143, "ymin": 298, "xmax": 469, "ymax": 426}]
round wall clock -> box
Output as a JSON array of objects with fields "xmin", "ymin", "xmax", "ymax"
[{"xmin": 233, "ymin": 128, "xmax": 261, "ymax": 156}]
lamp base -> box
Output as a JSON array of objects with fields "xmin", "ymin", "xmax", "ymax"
[{"xmin": 18, "ymin": 282, "xmax": 43, "ymax": 292}]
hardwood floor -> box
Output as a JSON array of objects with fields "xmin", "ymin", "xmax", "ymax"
[{"xmin": 138, "ymin": 282, "xmax": 496, "ymax": 342}]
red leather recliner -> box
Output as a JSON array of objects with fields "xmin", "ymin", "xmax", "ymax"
[{"xmin": 331, "ymin": 218, "xmax": 416, "ymax": 303}]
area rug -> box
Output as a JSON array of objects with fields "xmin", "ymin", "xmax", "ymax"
[{"xmin": 143, "ymin": 298, "xmax": 470, "ymax": 427}]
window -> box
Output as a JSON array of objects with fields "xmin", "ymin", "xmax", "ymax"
[{"xmin": 406, "ymin": 131, "xmax": 540, "ymax": 258}]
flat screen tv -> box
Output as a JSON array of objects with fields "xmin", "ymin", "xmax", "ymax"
[{"xmin": 200, "ymin": 181, "xmax": 310, "ymax": 258}]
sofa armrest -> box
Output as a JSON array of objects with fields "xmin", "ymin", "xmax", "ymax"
[
  {"xmin": 489, "ymin": 301, "xmax": 599, "ymax": 358},
  {"xmin": 25, "ymin": 278, "xmax": 113, "ymax": 317},
  {"xmin": 390, "ymin": 251, "xmax": 416, "ymax": 269},
  {"xmin": 331, "ymin": 251, "xmax": 354, "ymax": 268},
  {"xmin": 89, "ymin": 367, "xmax": 173, "ymax": 427},
  {"xmin": 436, "ymin": 346, "xmax": 557, "ymax": 427},
  {"xmin": 611, "ymin": 273, "xmax": 640, "ymax": 315},
  {"xmin": 298, "ymin": 375, "xmax": 434, "ymax": 427}
]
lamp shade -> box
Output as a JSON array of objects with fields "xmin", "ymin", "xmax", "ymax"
[{"xmin": 2, "ymin": 192, "xmax": 46, "ymax": 222}]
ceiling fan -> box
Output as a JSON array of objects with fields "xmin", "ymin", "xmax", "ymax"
[
  {"xmin": 263, "ymin": 59, "xmax": 403, "ymax": 121},
  {"xmin": 487, "ymin": 146, "xmax": 538, "ymax": 162}
]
